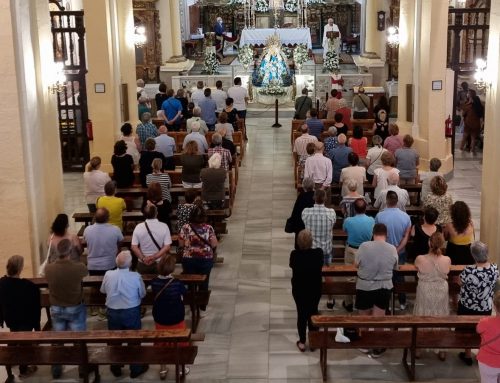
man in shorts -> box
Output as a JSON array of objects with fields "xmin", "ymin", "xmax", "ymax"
[{"xmin": 355, "ymin": 223, "xmax": 398, "ymax": 358}]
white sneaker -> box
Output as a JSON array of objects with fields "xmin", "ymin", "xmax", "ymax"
[{"xmin": 335, "ymin": 327, "xmax": 350, "ymax": 343}]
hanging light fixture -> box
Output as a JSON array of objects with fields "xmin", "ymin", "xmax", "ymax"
[
  {"xmin": 48, "ymin": 62, "xmax": 67, "ymax": 94},
  {"xmin": 134, "ymin": 25, "xmax": 147, "ymax": 47},
  {"xmin": 387, "ymin": 26, "xmax": 400, "ymax": 48},
  {"xmin": 474, "ymin": 58, "xmax": 490, "ymax": 91}
]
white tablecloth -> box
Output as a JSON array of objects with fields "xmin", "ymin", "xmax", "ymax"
[{"xmin": 240, "ymin": 28, "xmax": 312, "ymax": 49}]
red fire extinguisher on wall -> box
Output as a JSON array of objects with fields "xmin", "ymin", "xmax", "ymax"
[
  {"xmin": 86, "ymin": 120, "xmax": 93, "ymax": 141},
  {"xmin": 445, "ymin": 115, "xmax": 453, "ymax": 138}
]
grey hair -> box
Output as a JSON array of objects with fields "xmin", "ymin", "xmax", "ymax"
[
  {"xmin": 346, "ymin": 179, "xmax": 358, "ymax": 192},
  {"xmin": 208, "ymin": 153, "xmax": 222, "ymax": 169},
  {"xmin": 470, "ymin": 241, "xmax": 489, "ymax": 263},
  {"xmin": 191, "ymin": 121, "xmax": 201, "ymax": 131},
  {"xmin": 141, "ymin": 112, "xmax": 152, "ymax": 123},
  {"xmin": 387, "ymin": 172, "xmax": 400, "ymax": 185},
  {"xmin": 372, "ymin": 135, "xmax": 383, "ymax": 146},
  {"xmin": 328, "ymin": 126, "xmax": 337, "ymax": 136},
  {"xmin": 136, "ymin": 79, "xmax": 145, "ymax": 87},
  {"xmin": 212, "ymin": 132, "xmax": 222, "ymax": 146},
  {"xmin": 302, "ymin": 177, "xmax": 314, "ymax": 191},
  {"xmin": 116, "ymin": 250, "xmax": 132, "ymax": 269}
]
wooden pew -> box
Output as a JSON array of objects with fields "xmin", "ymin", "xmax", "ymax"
[
  {"xmin": 332, "ymin": 206, "xmax": 424, "ymax": 219},
  {"xmin": 0, "ymin": 329, "xmax": 201, "ymax": 383},
  {"xmin": 309, "ymin": 315, "xmax": 482, "ymax": 382},
  {"xmin": 33, "ymin": 274, "xmax": 209, "ymax": 333},
  {"xmin": 73, "ymin": 211, "xmax": 144, "ymax": 226}
]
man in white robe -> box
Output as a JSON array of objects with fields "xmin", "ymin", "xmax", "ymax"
[{"xmin": 322, "ymin": 18, "xmax": 341, "ymax": 59}]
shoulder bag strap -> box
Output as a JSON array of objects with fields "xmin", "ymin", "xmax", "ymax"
[
  {"xmin": 357, "ymin": 94, "xmax": 369, "ymax": 109},
  {"xmin": 189, "ymin": 224, "xmax": 213, "ymax": 250},
  {"xmin": 298, "ymin": 96, "xmax": 308, "ymax": 114},
  {"xmin": 154, "ymin": 277, "xmax": 174, "ymax": 301},
  {"xmin": 144, "ymin": 221, "xmax": 162, "ymax": 251}
]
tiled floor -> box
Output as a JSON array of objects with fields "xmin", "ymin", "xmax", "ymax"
[{"xmin": 7, "ymin": 115, "xmax": 483, "ymax": 382}]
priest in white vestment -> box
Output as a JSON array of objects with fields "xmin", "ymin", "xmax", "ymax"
[{"xmin": 322, "ymin": 18, "xmax": 341, "ymax": 59}]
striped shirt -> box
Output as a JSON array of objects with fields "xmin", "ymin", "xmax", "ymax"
[
  {"xmin": 293, "ymin": 133, "xmax": 318, "ymax": 156},
  {"xmin": 146, "ymin": 173, "xmax": 172, "ymax": 202},
  {"xmin": 302, "ymin": 204, "xmax": 336, "ymax": 256}
]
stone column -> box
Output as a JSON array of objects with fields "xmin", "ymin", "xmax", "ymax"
[
  {"xmin": 0, "ymin": 0, "xmax": 64, "ymax": 275},
  {"xmin": 156, "ymin": 0, "xmax": 173, "ymax": 61},
  {"xmin": 480, "ymin": 0, "xmax": 500, "ymax": 263},
  {"xmin": 396, "ymin": 0, "xmax": 452, "ymax": 174},
  {"xmin": 361, "ymin": 0, "xmax": 379, "ymax": 58},
  {"xmin": 167, "ymin": 0, "xmax": 186, "ymax": 62},
  {"xmin": 83, "ymin": 0, "xmax": 138, "ymax": 170}
]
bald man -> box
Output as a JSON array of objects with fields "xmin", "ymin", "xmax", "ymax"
[{"xmin": 100, "ymin": 251, "xmax": 147, "ymax": 378}]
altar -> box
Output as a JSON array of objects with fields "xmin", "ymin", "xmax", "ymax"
[{"xmin": 240, "ymin": 28, "xmax": 312, "ymax": 49}]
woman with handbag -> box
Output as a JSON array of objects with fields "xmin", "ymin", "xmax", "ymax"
[
  {"xmin": 151, "ymin": 255, "xmax": 189, "ymax": 379},
  {"xmin": 178, "ymin": 205, "xmax": 218, "ymax": 292}
]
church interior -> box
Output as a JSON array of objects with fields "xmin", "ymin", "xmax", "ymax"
[{"xmin": 0, "ymin": 0, "xmax": 499, "ymax": 381}]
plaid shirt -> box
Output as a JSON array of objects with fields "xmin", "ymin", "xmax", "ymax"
[
  {"xmin": 136, "ymin": 122, "xmax": 158, "ymax": 146},
  {"xmin": 302, "ymin": 204, "xmax": 336, "ymax": 256},
  {"xmin": 208, "ymin": 146, "xmax": 232, "ymax": 171}
]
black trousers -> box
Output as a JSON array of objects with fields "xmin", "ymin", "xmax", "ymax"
[
  {"xmin": 7, "ymin": 325, "xmax": 37, "ymax": 376},
  {"xmin": 293, "ymin": 294, "xmax": 319, "ymax": 343}
]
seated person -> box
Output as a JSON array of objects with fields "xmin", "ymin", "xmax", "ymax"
[
  {"xmin": 186, "ymin": 107, "xmax": 209, "ymax": 135},
  {"xmin": 305, "ymin": 108, "xmax": 324, "ymax": 139},
  {"xmin": 96, "ymin": 181, "xmax": 126, "ymax": 230},
  {"xmin": 200, "ymin": 153, "xmax": 226, "ymax": 209}
]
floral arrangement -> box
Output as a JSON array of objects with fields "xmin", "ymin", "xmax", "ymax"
[
  {"xmin": 202, "ymin": 50, "xmax": 220, "ymax": 75},
  {"xmin": 228, "ymin": 0, "xmax": 246, "ymax": 4},
  {"xmin": 238, "ymin": 44, "xmax": 254, "ymax": 68},
  {"xmin": 293, "ymin": 44, "xmax": 309, "ymax": 67},
  {"xmin": 258, "ymin": 80, "xmax": 287, "ymax": 96},
  {"xmin": 281, "ymin": 45, "xmax": 293, "ymax": 59},
  {"xmin": 255, "ymin": 0, "xmax": 269, "ymax": 12},
  {"xmin": 284, "ymin": 0, "xmax": 326, "ymax": 12},
  {"xmin": 323, "ymin": 49, "xmax": 340, "ymax": 73}
]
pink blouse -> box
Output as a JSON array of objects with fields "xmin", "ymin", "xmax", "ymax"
[{"xmin": 477, "ymin": 316, "xmax": 500, "ymax": 368}]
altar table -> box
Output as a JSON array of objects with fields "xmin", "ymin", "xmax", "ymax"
[{"xmin": 240, "ymin": 28, "xmax": 312, "ymax": 49}]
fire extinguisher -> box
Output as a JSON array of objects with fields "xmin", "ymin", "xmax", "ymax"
[
  {"xmin": 445, "ymin": 115, "xmax": 453, "ymax": 138},
  {"xmin": 86, "ymin": 120, "xmax": 93, "ymax": 141}
]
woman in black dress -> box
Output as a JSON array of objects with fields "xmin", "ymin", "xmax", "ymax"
[
  {"xmin": 287, "ymin": 177, "xmax": 315, "ymax": 249},
  {"xmin": 409, "ymin": 206, "xmax": 441, "ymax": 262},
  {"xmin": 111, "ymin": 140, "xmax": 134, "ymax": 188},
  {"xmin": 224, "ymin": 97, "xmax": 240, "ymax": 131},
  {"xmin": 289, "ymin": 229, "xmax": 323, "ymax": 352}
]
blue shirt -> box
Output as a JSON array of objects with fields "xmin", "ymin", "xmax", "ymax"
[
  {"xmin": 100, "ymin": 268, "xmax": 146, "ymax": 310},
  {"xmin": 306, "ymin": 118, "xmax": 324, "ymax": 139},
  {"xmin": 343, "ymin": 214, "xmax": 375, "ymax": 247},
  {"xmin": 83, "ymin": 223, "xmax": 123, "ymax": 271},
  {"xmin": 198, "ymin": 97, "xmax": 217, "ymax": 125},
  {"xmin": 154, "ymin": 134, "xmax": 176, "ymax": 157},
  {"xmin": 330, "ymin": 144, "xmax": 352, "ymax": 183},
  {"xmin": 375, "ymin": 208, "xmax": 411, "ymax": 253},
  {"xmin": 161, "ymin": 97, "xmax": 182, "ymax": 123}
]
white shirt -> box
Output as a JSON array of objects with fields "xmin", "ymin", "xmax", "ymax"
[
  {"xmin": 293, "ymin": 133, "xmax": 318, "ymax": 156},
  {"xmin": 83, "ymin": 170, "xmax": 111, "ymax": 204},
  {"xmin": 340, "ymin": 166, "xmax": 367, "ymax": 197},
  {"xmin": 366, "ymin": 146, "xmax": 388, "ymax": 176},
  {"xmin": 131, "ymin": 219, "xmax": 172, "ymax": 258},
  {"xmin": 374, "ymin": 185, "xmax": 410, "ymax": 212},
  {"xmin": 322, "ymin": 23, "xmax": 341, "ymax": 54},
  {"xmin": 212, "ymin": 89, "xmax": 227, "ymax": 113},
  {"xmin": 227, "ymin": 85, "xmax": 248, "ymax": 111},
  {"xmin": 191, "ymin": 89, "xmax": 205, "ymax": 107},
  {"xmin": 304, "ymin": 153, "xmax": 332, "ymax": 187}
]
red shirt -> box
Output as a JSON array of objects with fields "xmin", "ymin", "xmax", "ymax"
[
  {"xmin": 350, "ymin": 137, "xmax": 368, "ymax": 157},
  {"xmin": 477, "ymin": 316, "xmax": 500, "ymax": 367}
]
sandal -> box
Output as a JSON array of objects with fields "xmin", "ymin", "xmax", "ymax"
[{"xmin": 296, "ymin": 341, "xmax": 306, "ymax": 352}]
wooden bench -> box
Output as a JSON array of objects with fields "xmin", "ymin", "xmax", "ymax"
[
  {"xmin": 73, "ymin": 211, "xmax": 145, "ymax": 226},
  {"xmin": 321, "ymin": 264, "xmax": 464, "ymax": 312},
  {"xmin": 0, "ymin": 329, "xmax": 201, "ymax": 383},
  {"xmin": 332, "ymin": 205, "xmax": 424, "ymax": 219},
  {"xmin": 309, "ymin": 315, "xmax": 482, "ymax": 382},
  {"xmin": 32, "ymin": 274, "xmax": 209, "ymax": 333}
]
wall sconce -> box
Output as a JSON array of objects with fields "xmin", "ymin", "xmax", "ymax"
[
  {"xmin": 474, "ymin": 58, "xmax": 490, "ymax": 91},
  {"xmin": 48, "ymin": 62, "xmax": 67, "ymax": 94},
  {"xmin": 134, "ymin": 26, "xmax": 147, "ymax": 47},
  {"xmin": 387, "ymin": 26, "xmax": 399, "ymax": 48}
]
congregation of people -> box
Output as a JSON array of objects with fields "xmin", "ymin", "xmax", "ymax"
[{"xmin": 289, "ymin": 88, "xmax": 499, "ymax": 382}]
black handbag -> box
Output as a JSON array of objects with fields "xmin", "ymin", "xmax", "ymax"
[{"xmin": 285, "ymin": 217, "xmax": 295, "ymax": 234}]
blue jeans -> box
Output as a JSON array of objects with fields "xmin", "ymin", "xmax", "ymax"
[
  {"xmin": 50, "ymin": 303, "xmax": 87, "ymax": 331},
  {"xmin": 393, "ymin": 251, "xmax": 407, "ymax": 305},
  {"xmin": 182, "ymin": 257, "xmax": 213, "ymax": 291},
  {"xmin": 107, "ymin": 306, "xmax": 145, "ymax": 375}
]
